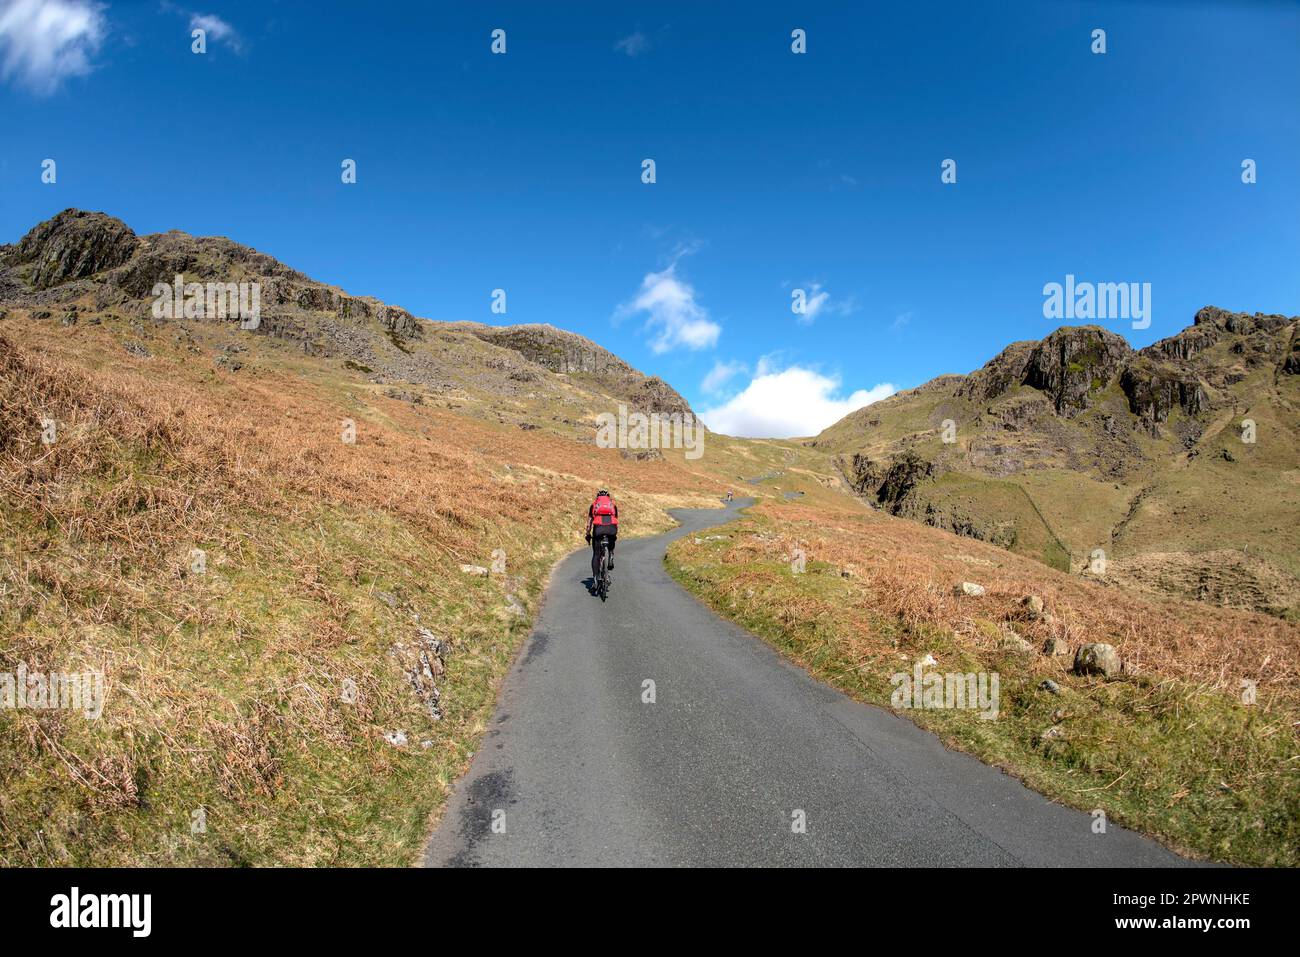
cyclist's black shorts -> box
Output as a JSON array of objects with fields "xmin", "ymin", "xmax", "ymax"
[{"xmin": 591, "ymin": 526, "xmax": 616, "ymax": 577}]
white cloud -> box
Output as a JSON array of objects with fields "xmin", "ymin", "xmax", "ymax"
[
  {"xmin": 615, "ymin": 31, "xmax": 649, "ymax": 56},
  {"xmin": 699, "ymin": 364, "xmax": 895, "ymax": 438},
  {"xmin": 616, "ymin": 263, "xmax": 721, "ymax": 354},
  {"xmin": 0, "ymin": 0, "xmax": 106, "ymax": 95},
  {"xmin": 701, "ymin": 359, "xmax": 746, "ymax": 394},
  {"xmin": 189, "ymin": 12, "xmax": 240, "ymax": 51}
]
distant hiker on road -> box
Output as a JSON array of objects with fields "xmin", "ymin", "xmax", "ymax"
[{"xmin": 585, "ymin": 489, "xmax": 618, "ymax": 579}]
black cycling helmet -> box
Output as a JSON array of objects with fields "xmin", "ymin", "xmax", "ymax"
[{"xmin": 596, "ymin": 489, "xmax": 610, "ymax": 497}]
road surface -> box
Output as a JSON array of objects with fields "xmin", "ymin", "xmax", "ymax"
[{"xmin": 423, "ymin": 499, "xmax": 1188, "ymax": 867}]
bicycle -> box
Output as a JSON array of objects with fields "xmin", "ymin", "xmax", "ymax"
[{"xmin": 596, "ymin": 537, "xmax": 612, "ymax": 602}]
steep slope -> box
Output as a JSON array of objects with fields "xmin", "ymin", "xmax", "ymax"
[
  {"xmin": 0, "ymin": 209, "xmax": 693, "ymax": 442},
  {"xmin": 812, "ymin": 310, "xmax": 1300, "ymax": 618}
]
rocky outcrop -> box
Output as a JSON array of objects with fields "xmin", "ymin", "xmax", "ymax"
[
  {"xmin": 842, "ymin": 450, "xmax": 1012, "ymax": 545},
  {"xmin": 6, "ymin": 209, "xmax": 138, "ymax": 289},
  {"xmin": 877, "ymin": 451, "xmax": 936, "ymax": 507},
  {"xmin": 956, "ymin": 328, "xmax": 1130, "ymax": 415},
  {"xmin": 465, "ymin": 322, "xmax": 694, "ymax": 415},
  {"xmin": 1283, "ymin": 326, "xmax": 1300, "ymax": 376},
  {"xmin": 1191, "ymin": 305, "xmax": 1293, "ymax": 337},
  {"xmin": 979, "ymin": 392, "xmax": 1054, "ymax": 433},
  {"xmin": 840, "ymin": 452, "xmax": 884, "ymax": 495},
  {"xmin": 838, "ymin": 449, "xmax": 938, "ymax": 509},
  {"xmin": 1119, "ymin": 357, "xmax": 1206, "ymax": 434},
  {"xmin": 1150, "ymin": 320, "xmax": 1220, "ymax": 362},
  {"xmin": 950, "ymin": 312, "xmax": 1295, "ymax": 426},
  {"xmin": 957, "ymin": 341, "xmax": 1036, "ymax": 402},
  {"xmin": 1022, "ymin": 326, "xmax": 1130, "ymax": 415},
  {"xmin": 1143, "ymin": 307, "xmax": 1296, "ymax": 379},
  {"xmin": 470, "ymin": 323, "xmax": 633, "ymax": 376},
  {"xmin": 626, "ymin": 374, "xmax": 694, "ymax": 417},
  {"xmin": 111, "ymin": 246, "xmax": 199, "ymax": 298}
]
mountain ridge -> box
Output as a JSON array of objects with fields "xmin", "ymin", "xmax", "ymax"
[
  {"xmin": 813, "ymin": 306, "xmax": 1300, "ymax": 618},
  {"xmin": 0, "ymin": 208, "xmax": 694, "ymax": 426}
]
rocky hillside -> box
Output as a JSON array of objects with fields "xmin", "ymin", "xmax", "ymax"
[
  {"xmin": 0, "ymin": 209, "xmax": 693, "ymax": 435},
  {"xmin": 812, "ymin": 309, "xmax": 1300, "ymax": 619},
  {"xmin": 453, "ymin": 322, "xmax": 693, "ymax": 416}
]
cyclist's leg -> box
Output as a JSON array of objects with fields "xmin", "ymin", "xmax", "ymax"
[
  {"xmin": 590, "ymin": 537, "xmax": 601, "ymax": 580},
  {"xmin": 607, "ymin": 533, "xmax": 616, "ymax": 569}
]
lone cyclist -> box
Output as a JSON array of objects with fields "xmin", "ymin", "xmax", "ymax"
[{"xmin": 585, "ymin": 488, "xmax": 618, "ymax": 581}]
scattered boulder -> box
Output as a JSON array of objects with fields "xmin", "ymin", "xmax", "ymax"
[
  {"xmin": 383, "ymin": 730, "xmax": 409, "ymax": 747},
  {"xmin": 1042, "ymin": 635, "xmax": 1070, "ymax": 657},
  {"xmin": 998, "ymin": 625, "xmax": 1034, "ymax": 653},
  {"xmin": 1022, "ymin": 595, "xmax": 1045, "ymax": 619},
  {"xmin": 384, "ymin": 387, "xmax": 422, "ymax": 404},
  {"xmin": 1039, "ymin": 679, "xmax": 1061, "ymax": 695},
  {"xmin": 956, "ymin": 581, "xmax": 986, "ymax": 597},
  {"xmin": 620, "ymin": 448, "xmax": 663, "ymax": 461},
  {"xmin": 1040, "ymin": 725, "xmax": 1066, "ymax": 741},
  {"xmin": 123, "ymin": 341, "xmax": 152, "ymax": 359},
  {"xmin": 459, "ymin": 564, "xmax": 489, "ymax": 577},
  {"xmin": 1073, "ymin": 642, "xmax": 1122, "ymax": 678}
]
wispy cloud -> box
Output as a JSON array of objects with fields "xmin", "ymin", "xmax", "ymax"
[
  {"xmin": 615, "ymin": 31, "xmax": 649, "ymax": 56},
  {"xmin": 189, "ymin": 12, "xmax": 241, "ymax": 52},
  {"xmin": 891, "ymin": 311, "xmax": 913, "ymax": 331},
  {"xmin": 701, "ymin": 359, "xmax": 746, "ymax": 394},
  {"xmin": 700, "ymin": 360, "xmax": 894, "ymax": 438},
  {"xmin": 615, "ymin": 250, "xmax": 721, "ymax": 354},
  {"xmin": 796, "ymin": 281, "xmax": 855, "ymax": 325},
  {"xmin": 0, "ymin": 0, "xmax": 106, "ymax": 95}
]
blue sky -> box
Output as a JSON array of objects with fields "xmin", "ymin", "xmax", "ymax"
[{"xmin": 2, "ymin": 1, "xmax": 1297, "ymax": 436}]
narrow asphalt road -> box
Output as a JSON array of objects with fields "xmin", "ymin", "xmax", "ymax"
[{"xmin": 423, "ymin": 499, "xmax": 1188, "ymax": 867}]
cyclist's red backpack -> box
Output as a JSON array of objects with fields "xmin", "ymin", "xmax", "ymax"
[{"xmin": 592, "ymin": 494, "xmax": 618, "ymax": 526}]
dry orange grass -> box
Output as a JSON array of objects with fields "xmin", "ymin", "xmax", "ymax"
[
  {"xmin": 2, "ymin": 327, "xmax": 714, "ymax": 563},
  {"xmin": 751, "ymin": 498, "xmax": 1300, "ymax": 712},
  {"xmin": 0, "ymin": 325, "xmax": 723, "ymax": 864}
]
